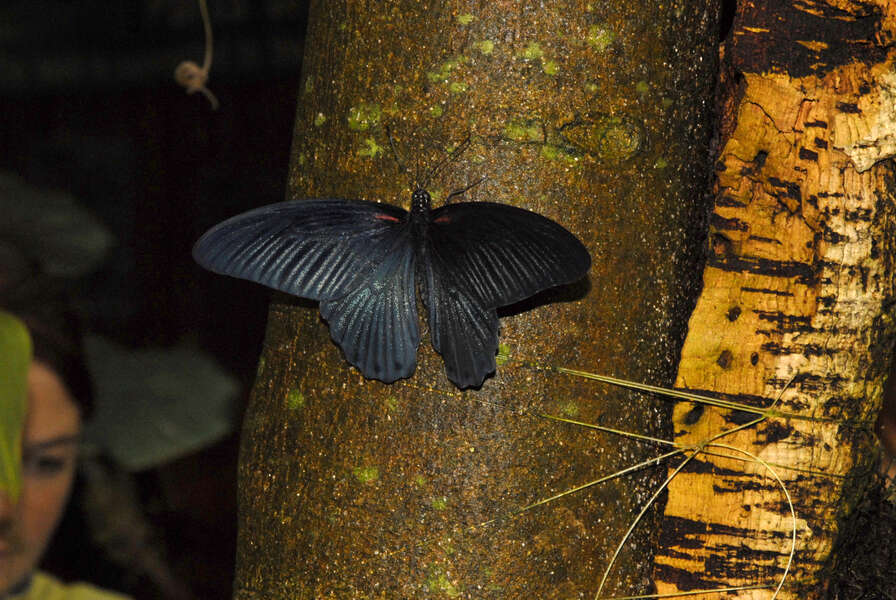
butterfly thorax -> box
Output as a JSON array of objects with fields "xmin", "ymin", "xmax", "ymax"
[
  {"xmin": 409, "ymin": 189, "xmax": 432, "ymax": 244},
  {"xmin": 411, "ymin": 189, "xmax": 431, "ymax": 217}
]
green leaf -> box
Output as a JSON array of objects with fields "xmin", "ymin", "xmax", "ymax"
[
  {"xmin": 82, "ymin": 336, "xmax": 238, "ymax": 471},
  {"xmin": 0, "ymin": 311, "xmax": 31, "ymax": 500},
  {"xmin": 0, "ymin": 172, "xmax": 114, "ymax": 278}
]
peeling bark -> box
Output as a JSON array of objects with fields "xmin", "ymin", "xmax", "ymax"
[{"xmin": 655, "ymin": 2, "xmax": 896, "ymax": 598}]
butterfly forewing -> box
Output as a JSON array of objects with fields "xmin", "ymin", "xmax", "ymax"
[
  {"xmin": 193, "ymin": 198, "xmax": 421, "ymax": 382},
  {"xmin": 427, "ymin": 202, "xmax": 591, "ymax": 308},
  {"xmin": 192, "ymin": 199, "xmax": 409, "ymax": 300}
]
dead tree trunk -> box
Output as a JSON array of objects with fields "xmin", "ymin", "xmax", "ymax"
[
  {"xmin": 654, "ymin": 2, "xmax": 896, "ymax": 598},
  {"xmin": 233, "ymin": 1, "xmax": 718, "ymax": 598}
]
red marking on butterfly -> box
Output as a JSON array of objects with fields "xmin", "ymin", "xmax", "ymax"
[
  {"xmin": 434, "ymin": 216, "xmax": 452, "ymax": 224},
  {"xmin": 375, "ymin": 214, "xmax": 401, "ymax": 222}
]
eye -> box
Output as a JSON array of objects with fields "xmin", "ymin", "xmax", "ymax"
[{"xmin": 22, "ymin": 452, "xmax": 73, "ymax": 478}]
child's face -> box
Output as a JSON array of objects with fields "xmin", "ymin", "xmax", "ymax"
[{"xmin": 0, "ymin": 361, "xmax": 81, "ymax": 593}]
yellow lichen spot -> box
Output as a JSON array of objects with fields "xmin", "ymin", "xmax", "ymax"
[
  {"xmin": 426, "ymin": 568, "xmax": 461, "ymax": 598},
  {"xmin": 413, "ymin": 474, "xmax": 426, "ymax": 487},
  {"xmin": 503, "ymin": 119, "xmax": 542, "ymax": 142},
  {"xmin": 600, "ymin": 121, "xmax": 641, "ymax": 159},
  {"xmin": 520, "ymin": 42, "xmax": 544, "ymax": 61},
  {"xmin": 353, "ymin": 465, "xmax": 379, "ymax": 483},
  {"xmin": 347, "ymin": 102, "xmax": 382, "ymax": 131},
  {"xmin": 563, "ymin": 116, "xmax": 641, "ymax": 160},
  {"xmin": 304, "ymin": 77, "xmax": 313, "ymax": 93},
  {"xmin": 427, "ymin": 57, "xmax": 464, "ymax": 84},
  {"xmin": 431, "ymin": 496, "xmax": 448, "ymax": 510},
  {"xmin": 541, "ymin": 144, "xmax": 571, "ymax": 161},
  {"xmin": 448, "ymin": 81, "xmax": 468, "ymax": 94},
  {"xmin": 587, "ymin": 24, "xmax": 614, "ymax": 51},
  {"xmin": 541, "ymin": 144, "xmax": 560, "ymax": 160},
  {"xmin": 385, "ymin": 396, "xmax": 399, "ymax": 411},
  {"xmin": 286, "ymin": 388, "xmax": 305, "ymax": 410},
  {"xmin": 313, "ymin": 112, "xmax": 327, "ymax": 127},
  {"xmin": 456, "ymin": 14, "xmax": 475, "ymax": 25},
  {"xmin": 496, "ymin": 343, "xmax": 511, "ymax": 366},
  {"xmin": 542, "ymin": 59, "xmax": 559, "ymax": 75},
  {"xmin": 429, "ymin": 104, "xmax": 444, "ymax": 118},
  {"xmin": 560, "ymin": 401, "xmax": 579, "ymax": 418},
  {"xmin": 552, "ymin": 145, "xmax": 579, "ymax": 163},
  {"xmin": 445, "ymin": 56, "xmax": 465, "ymax": 69},
  {"xmin": 655, "ymin": 157, "xmax": 669, "ymax": 168},
  {"xmin": 357, "ymin": 137, "xmax": 383, "ymax": 158},
  {"xmin": 635, "ymin": 80, "xmax": 649, "ymax": 94},
  {"xmin": 472, "ymin": 39, "xmax": 494, "ymax": 55}
]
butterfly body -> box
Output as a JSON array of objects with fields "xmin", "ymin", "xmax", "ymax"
[{"xmin": 194, "ymin": 189, "xmax": 590, "ymax": 389}]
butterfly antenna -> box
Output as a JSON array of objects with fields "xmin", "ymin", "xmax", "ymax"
[
  {"xmin": 421, "ymin": 134, "xmax": 472, "ymax": 190},
  {"xmin": 414, "ymin": 156, "xmax": 423, "ymax": 190},
  {"xmin": 445, "ymin": 176, "xmax": 487, "ymax": 204},
  {"xmin": 386, "ymin": 124, "xmax": 410, "ymax": 178}
]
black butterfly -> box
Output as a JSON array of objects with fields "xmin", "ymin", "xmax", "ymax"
[{"xmin": 193, "ymin": 189, "xmax": 590, "ymax": 388}]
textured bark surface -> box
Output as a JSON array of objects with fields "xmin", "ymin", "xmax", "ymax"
[
  {"xmin": 233, "ymin": 1, "xmax": 718, "ymax": 598},
  {"xmin": 654, "ymin": 2, "xmax": 896, "ymax": 598}
]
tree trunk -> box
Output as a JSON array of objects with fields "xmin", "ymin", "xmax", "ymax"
[
  {"xmin": 654, "ymin": 2, "xmax": 896, "ymax": 598},
  {"xmin": 233, "ymin": 1, "xmax": 718, "ymax": 598}
]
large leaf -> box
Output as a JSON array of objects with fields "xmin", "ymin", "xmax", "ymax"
[
  {"xmin": 0, "ymin": 311, "xmax": 31, "ymax": 500},
  {"xmin": 0, "ymin": 172, "xmax": 114, "ymax": 279},
  {"xmin": 82, "ymin": 336, "xmax": 238, "ymax": 471}
]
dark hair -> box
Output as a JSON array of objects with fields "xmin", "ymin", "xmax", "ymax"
[{"xmin": 1, "ymin": 282, "xmax": 94, "ymax": 419}]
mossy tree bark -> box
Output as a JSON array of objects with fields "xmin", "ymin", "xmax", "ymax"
[
  {"xmin": 654, "ymin": 2, "xmax": 896, "ymax": 599},
  {"xmin": 233, "ymin": 1, "xmax": 718, "ymax": 598}
]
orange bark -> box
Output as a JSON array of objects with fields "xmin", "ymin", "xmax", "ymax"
[{"xmin": 655, "ymin": 2, "xmax": 896, "ymax": 598}]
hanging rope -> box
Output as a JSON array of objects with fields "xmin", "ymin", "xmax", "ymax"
[{"xmin": 174, "ymin": 0, "xmax": 219, "ymax": 110}]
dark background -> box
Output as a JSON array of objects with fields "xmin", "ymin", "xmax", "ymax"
[{"xmin": 0, "ymin": 2, "xmax": 308, "ymax": 598}]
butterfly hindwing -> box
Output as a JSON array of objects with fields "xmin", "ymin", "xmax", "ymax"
[
  {"xmin": 421, "ymin": 259, "xmax": 499, "ymax": 389},
  {"xmin": 423, "ymin": 202, "xmax": 590, "ymax": 388},
  {"xmin": 320, "ymin": 239, "xmax": 419, "ymax": 383},
  {"xmin": 427, "ymin": 202, "xmax": 591, "ymax": 308},
  {"xmin": 192, "ymin": 199, "xmax": 410, "ymax": 300},
  {"xmin": 193, "ymin": 199, "xmax": 420, "ymax": 382}
]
